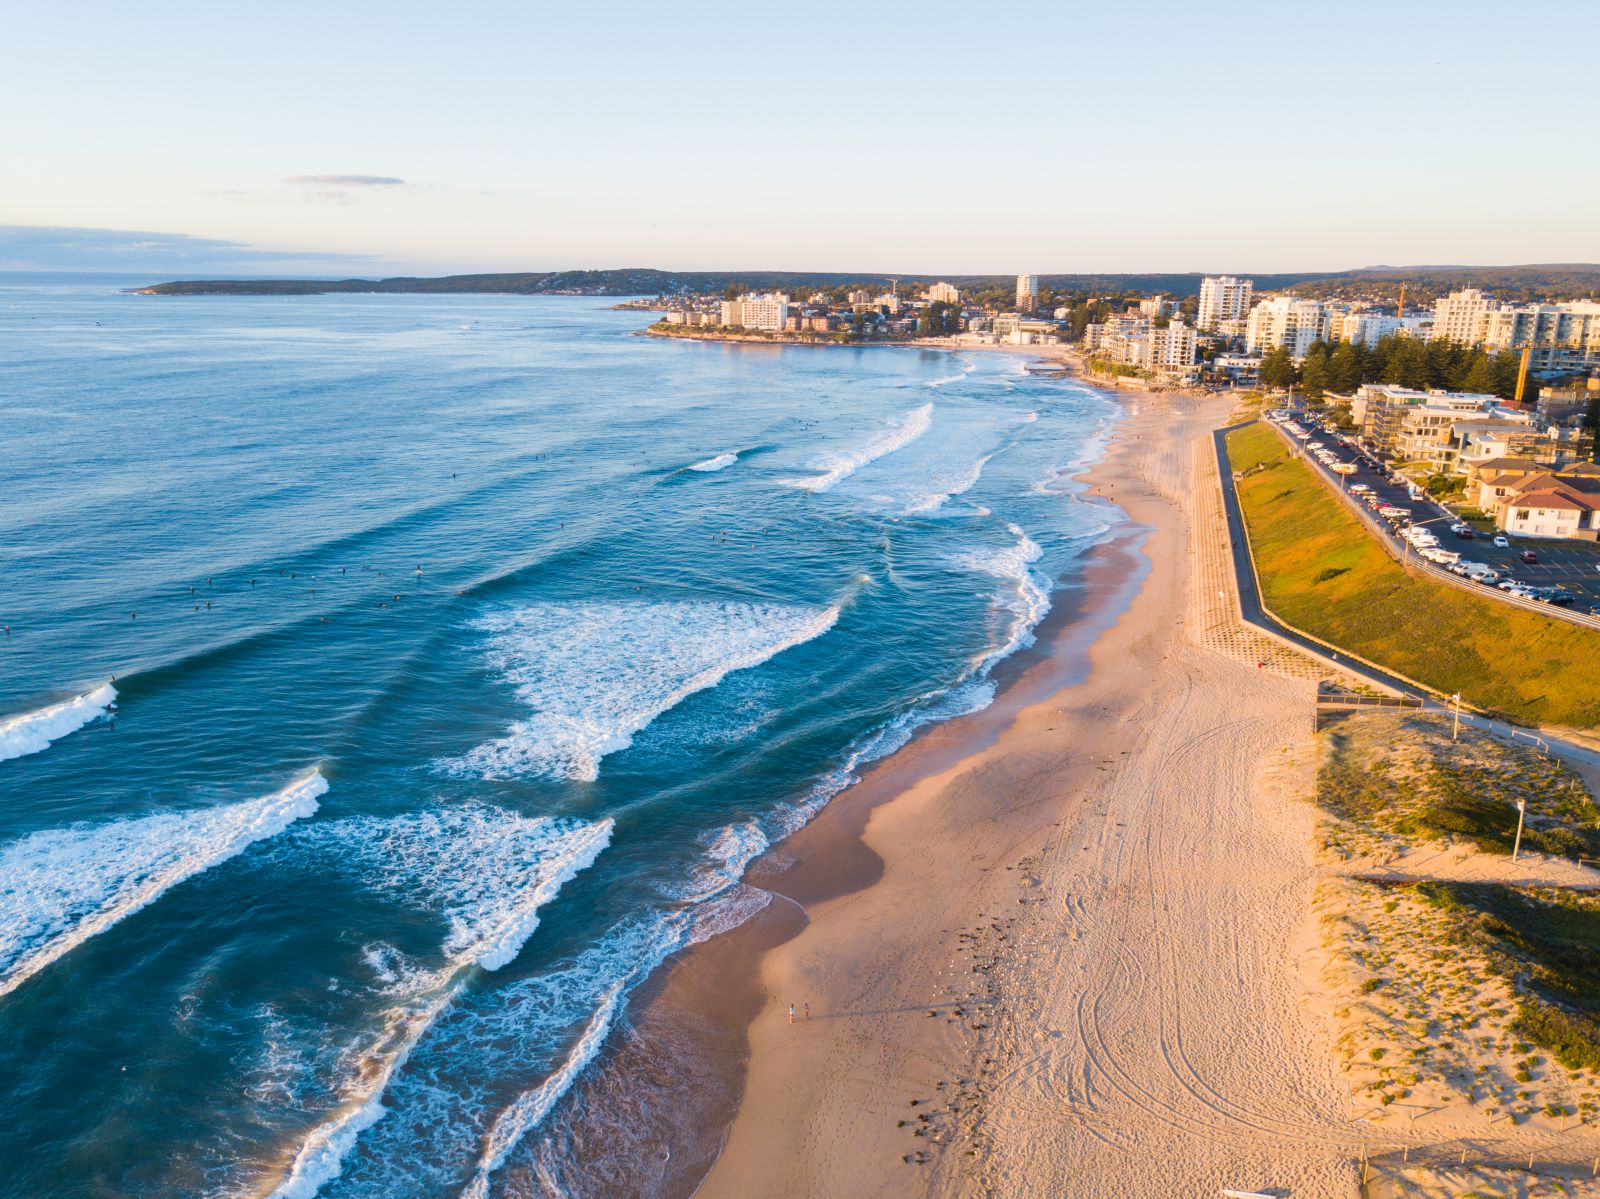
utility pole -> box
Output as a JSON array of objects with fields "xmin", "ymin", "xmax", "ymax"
[{"xmin": 1512, "ymin": 798, "xmax": 1527, "ymax": 861}]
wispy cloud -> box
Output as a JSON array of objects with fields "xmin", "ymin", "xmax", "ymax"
[
  {"xmin": 0, "ymin": 225, "xmax": 376, "ymax": 275},
  {"xmin": 284, "ymin": 174, "xmax": 405, "ymax": 187}
]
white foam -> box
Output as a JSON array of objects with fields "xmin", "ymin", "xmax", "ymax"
[
  {"xmin": 790, "ymin": 402, "xmax": 932, "ymax": 492},
  {"xmin": 903, "ymin": 451, "xmax": 996, "ymax": 515},
  {"xmin": 338, "ymin": 808, "xmax": 615, "ymax": 970},
  {"xmin": 457, "ymin": 884, "xmax": 772, "ymax": 1196},
  {"xmin": 687, "ymin": 452, "xmax": 737, "ymax": 472},
  {"xmin": 924, "ymin": 357, "xmax": 976, "ymax": 389},
  {"xmin": 461, "ymin": 980, "xmax": 627, "ymax": 1199},
  {"xmin": 769, "ymin": 679, "xmax": 997, "ymax": 842},
  {"xmin": 0, "ymin": 769, "xmax": 324, "ymax": 999},
  {"xmin": 664, "ymin": 819, "xmax": 771, "ymax": 903},
  {"xmin": 1029, "ymin": 411, "xmax": 1117, "ymax": 495},
  {"xmin": 0, "ymin": 682, "xmax": 117, "ymax": 763},
  {"xmin": 958, "ymin": 523, "xmax": 1051, "ymax": 671},
  {"xmin": 264, "ymin": 810, "xmax": 611, "ymax": 1199},
  {"xmin": 442, "ymin": 601, "xmax": 838, "ymax": 782}
]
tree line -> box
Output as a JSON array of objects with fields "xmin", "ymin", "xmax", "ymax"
[{"xmin": 1259, "ymin": 336, "xmax": 1528, "ymax": 402}]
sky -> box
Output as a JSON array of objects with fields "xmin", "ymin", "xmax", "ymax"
[{"xmin": 4, "ymin": 0, "xmax": 1598, "ymax": 276}]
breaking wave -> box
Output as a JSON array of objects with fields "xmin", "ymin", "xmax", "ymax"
[
  {"xmin": 958, "ymin": 522, "xmax": 1050, "ymax": 671},
  {"xmin": 0, "ymin": 682, "xmax": 117, "ymax": 763},
  {"xmin": 0, "ymin": 770, "xmax": 325, "ymax": 1000},
  {"xmin": 262, "ymin": 810, "xmax": 612, "ymax": 1199},
  {"xmin": 441, "ymin": 600, "xmax": 839, "ymax": 782},
  {"xmin": 790, "ymin": 402, "xmax": 932, "ymax": 492},
  {"xmin": 686, "ymin": 452, "xmax": 737, "ymax": 472}
]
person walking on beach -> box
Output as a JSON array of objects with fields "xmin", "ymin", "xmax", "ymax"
[
  {"xmin": 804, "ymin": 1002, "xmax": 810, "ymax": 1021},
  {"xmin": 788, "ymin": 1004, "xmax": 795, "ymax": 1024}
]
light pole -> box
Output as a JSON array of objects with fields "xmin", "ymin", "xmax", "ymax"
[
  {"xmin": 1512, "ymin": 799, "xmax": 1527, "ymax": 861},
  {"xmin": 1452, "ymin": 693, "xmax": 1462, "ymax": 741}
]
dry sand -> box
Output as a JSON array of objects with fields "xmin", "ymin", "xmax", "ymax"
[{"xmin": 680, "ymin": 389, "xmax": 1600, "ymax": 1197}]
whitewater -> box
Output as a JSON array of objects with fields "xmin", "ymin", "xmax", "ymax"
[
  {"xmin": 0, "ymin": 283, "xmax": 1119, "ymax": 1199},
  {"xmin": 0, "ymin": 682, "xmax": 116, "ymax": 762}
]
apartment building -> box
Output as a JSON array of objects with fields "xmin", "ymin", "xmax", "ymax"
[
  {"xmin": 1430, "ymin": 289, "xmax": 1600, "ymax": 371},
  {"xmin": 1141, "ymin": 320, "xmax": 1197, "ymax": 370},
  {"xmin": 1244, "ymin": 296, "xmax": 1332, "ymax": 359},
  {"xmin": 720, "ymin": 292, "xmax": 790, "ymax": 331},
  {"xmin": 1082, "ymin": 313, "xmax": 1149, "ymax": 354},
  {"xmin": 1197, "ymin": 275, "xmax": 1253, "ymax": 332},
  {"xmin": 1016, "ymin": 274, "xmax": 1038, "ymax": 312},
  {"xmin": 926, "ymin": 281, "xmax": 960, "ymax": 304},
  {"xmin": 1350, "ymin": 384, "xmax": 1496, "ymax": 454}
]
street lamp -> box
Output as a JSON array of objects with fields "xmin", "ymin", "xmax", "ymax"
[
  {"xmin": 1512, "ymin": 799, "xmax": 1527, "ymax": 861},
  {"xmin": 1452, "ymin": 693, "xmax": 1462, "ymax": 741}
]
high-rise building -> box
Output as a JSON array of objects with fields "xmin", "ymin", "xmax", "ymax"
[
  {"xmin": 927, "ymin": 281, "xmax": 960, "ymax": 304},
  {"xmin": 1016, "ymin": 274, "xmax": 1038, "ymax": 312},
  {"xmin": 1141, "ymin": 321, "xmax": 1196, "ymax": 370},
  {"xmin": 1430, "ymin": 290, "xmax": 1600, "ymax": 370},
  {"xmin": 1245, "ymin": 296, "xmax": 1332, "ymax": 359},
  {"xmin": 720, "ymin": 292, "xmax": 790, "ymax": 331},
  {"xmin": 1197, "ymin": 275, "xmax": 1253, "ymax": 332},
  {"xmin": 1430, "ymin": 288, "xmax": 1497, "ymax": 345}
]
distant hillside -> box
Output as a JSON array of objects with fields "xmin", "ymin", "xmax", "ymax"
[
  {"xmin": 1289, "ymin": 264, "xmax": 1600, "ymax": 304},
  {"xmin": 137, "ymin": 269, "xmax": 1328, "ymax": 298},
  {"xmin": 135, "ymin": 264, "xmax": 1600, "ymax": 302}
]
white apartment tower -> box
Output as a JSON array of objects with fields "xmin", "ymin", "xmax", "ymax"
[
  {"xmin": 1141, "ymin": 320, "xmax": 1197, "ymax": 370},
  {"xmin": 1197, "ymin": 275, "xmax": 1253, "ymax": 332},
  {"xmin": 720, "ymin": 292, "xmax": 790, "ymax": 331},
  {"xmin": 927, "ymin": 281, "xmax": 960, "ymax": 304},
  {"xmin": 1430, "ymin": 288, "xmax": 1497, "ymax": 345},
  {"xmin": 1245, "ymin": 296, "xmax": 1333, "ymax": 359},
  {"xmin": 1016, "ymin": 274, "xmax": 1038, "ymax": 312}
]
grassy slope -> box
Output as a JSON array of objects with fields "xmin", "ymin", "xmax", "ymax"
[{"xmin": 1227, "ymin": 422, "xmax": 1600, "ymax": 728}]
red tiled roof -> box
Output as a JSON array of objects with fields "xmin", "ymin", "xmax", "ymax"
[{"xmin": 1510, "ymin": 489, "xmax": 1600, "ymax": 513}]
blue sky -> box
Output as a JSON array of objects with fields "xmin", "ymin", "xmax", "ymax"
[{"xmin": 4, "ymin": 0, "xmax": 1597, "ymax": 275}]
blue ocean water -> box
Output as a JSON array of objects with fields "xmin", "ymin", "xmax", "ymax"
[{"xmin": 0, "ymin": 277, "xmax": 1118, "ymax": 1198}]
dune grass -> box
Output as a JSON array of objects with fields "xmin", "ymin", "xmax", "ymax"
[
  {"xmin": 1226, "ymin": 423, "xmax": 1600, "ymax": 728},
  {"xmin": 1319, "ymin": 712, "xmax": 1600, "ymax": 859},
  {"xmin": 1417, "ymin": 882, "xmax": 1600, "ymax": 1073}
]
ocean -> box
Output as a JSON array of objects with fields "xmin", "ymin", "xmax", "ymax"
[{"xmin": 0, "ymin": 276, "xmax": 1118, "ymax": 1198}]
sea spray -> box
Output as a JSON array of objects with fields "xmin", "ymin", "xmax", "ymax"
[{"xmin": 0, "ymin": 770, "xmax": 325, "ymax": 999}]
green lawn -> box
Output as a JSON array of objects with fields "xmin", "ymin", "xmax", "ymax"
[{"xmin": 1227, "ymin": 423, "xmax": 1600, "ymax": 729}]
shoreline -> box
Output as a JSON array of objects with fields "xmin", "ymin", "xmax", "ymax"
[
  {"xmin": 606, "ymin": 385, "xmax": 1153, "ymax": 1197},
  {"xmin": 685, "ymin": 382, "xmax": 1357, "ymax": 1196},
  {"xmin": 521, "ymin": 368, "xmax": 1140, "ymax": 1197}
]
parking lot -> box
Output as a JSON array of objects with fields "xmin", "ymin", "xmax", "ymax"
[{"xmin": 1268, "ymin": 409, "xmax": 1600, "ymax": 616}]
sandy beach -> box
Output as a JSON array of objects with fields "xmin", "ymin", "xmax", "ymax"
[
  {"xmin": 637, "ymin": 386, "xmax": 1348, "ymax": 1197},
  {"xmin": 626, "ymin": 379, "xmax": 1600, "ymax": 1198}
]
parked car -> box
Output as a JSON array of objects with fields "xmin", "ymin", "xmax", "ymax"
[
  {"xmin": 1453, "ymin": 526, "xmax": 1475, "ymax": 539},
  {"xmin": 1520, "ymin": 549, "xmax": 1539, "ymax": 564},
  {"xmin": 1493, "ymin": 534, "xmax": 1509, "ymax": 548},
  {"xmin": 1542, "ymin": 589, "xmax": 1575, "ymax": 607}
]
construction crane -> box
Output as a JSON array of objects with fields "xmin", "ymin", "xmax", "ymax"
[{"xmin": 1515, "ymin": 342, "xmax": 1532, "ymax": 403}]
